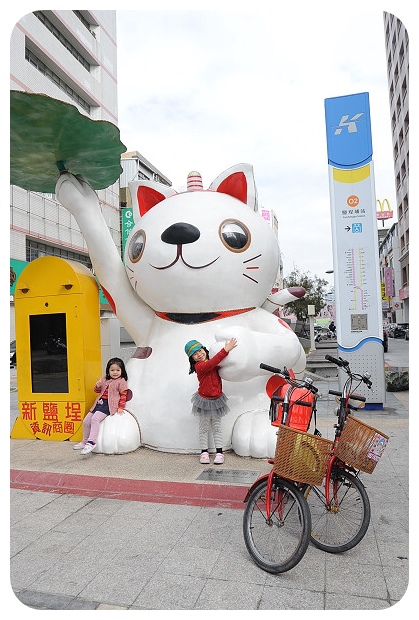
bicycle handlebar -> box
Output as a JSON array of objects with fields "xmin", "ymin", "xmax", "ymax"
[
  {"xmin": 328, "ymin": 389, "xmax": 366, "ymax": 402},
  {"xmin": 260, "ymin": 363, "xmax": 288, "ymax": 376},
  {"xmin": 324, "ymin": 355, "xmax": 372, "ymax": 388},
  {"xmin": 259, "ymin": 363, "xmax": 318, "ymax": 394},
  {"xmin": 351, "ymin": 394, "xmax": 366, "ymax": 402},
  {"xmin": 325, "ymin": 354, "xmax": 349, "ymax": 368},
  {"xmin": 363, "ymin": 376, "xmax": 373, "ymax": 388}
]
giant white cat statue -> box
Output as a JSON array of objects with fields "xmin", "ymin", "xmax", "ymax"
[{"xmin": 56, "ymin": 164, "xmax": 307, "ymax": 457}]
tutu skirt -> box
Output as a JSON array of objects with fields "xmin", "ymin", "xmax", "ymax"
[{"xmin": 191, "ymin": 392, "xmax": 229, "ymax": 418}]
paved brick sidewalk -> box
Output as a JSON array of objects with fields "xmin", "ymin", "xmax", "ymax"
[{"xmin": 9, "ymin": 384, "xmax": 409, "ymax": 612}]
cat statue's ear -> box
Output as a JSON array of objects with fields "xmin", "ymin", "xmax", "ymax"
[
  {"xmin": 129, "ymin": 181, "xmax": 178, "ymax": 221},
  {"xmin": 209, "ymin": 163, "xmax": 257, "ymax": 211}
]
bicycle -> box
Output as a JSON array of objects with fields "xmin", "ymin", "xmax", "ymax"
[
  {"xmin": 304, "ymin": 354, "xmax": 389, "ymax": 553},
  {"xmin": 242, "ymin": 366, "xmax": 321, "ymax": 574},
  {"xmin": 242, "ymin": 357, "xmax": 389, "ymax": 571}
]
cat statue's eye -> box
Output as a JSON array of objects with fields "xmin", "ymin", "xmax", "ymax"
[
  {"xmin": 128, "ymin": 230, "xmax": 146, "ymax": 262},
  {"xmin": 219, "ymin": 219, "xmax": 251, "ymax": 252}
]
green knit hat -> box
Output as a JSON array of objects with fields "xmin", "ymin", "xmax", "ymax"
[{"xmin": 185, "ymin": 340, "xmax": 203, "ymax": 358}]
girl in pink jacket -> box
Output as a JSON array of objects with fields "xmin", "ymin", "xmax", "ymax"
[{"xmin": 73, "ymin": 357, "xmax": 129, "ymax": 455}]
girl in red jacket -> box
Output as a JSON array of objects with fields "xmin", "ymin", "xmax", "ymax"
[
  {"xmin": 74, "ymin": 357, "xmax": 129, "ymax": 455},
  {"xmin": 185, "ymin": 337, "xmax": 237, "ymax": 464}
]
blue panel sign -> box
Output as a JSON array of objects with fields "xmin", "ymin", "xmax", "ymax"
[{"xmin": 324, "ymin": 92, "xmax": 372, "ymax": 168}]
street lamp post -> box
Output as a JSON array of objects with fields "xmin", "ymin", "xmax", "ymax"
[
  {"xmin": 325, "ymin": 270, "xmax": 335, "ymax": 321},
  {"xmin": 307, "ymin": 304, "xmax": 316, "ymax": 353}
]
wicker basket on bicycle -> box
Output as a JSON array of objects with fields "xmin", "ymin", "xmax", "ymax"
[
  {"xmin": 334, "ymin": 414, "xmax": 389, "ymax": 474},
  {"xmin": 273, "ymin": 425, "xmax": 333, "ymax": 486}
]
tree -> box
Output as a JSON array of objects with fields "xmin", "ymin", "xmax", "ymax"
[{"xmin": 283, "ymin": 268, "xmax": 328, "ymax": 321}]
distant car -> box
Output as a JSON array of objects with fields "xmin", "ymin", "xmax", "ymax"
[
  {"xmin": 383, "ymin": 330, "xmax": 388, "ymax": 352},
  {"xmin": 389, "ymin": 323, "xmax": 409, "ymax": 338},
  {"xmin": 386, "ymin": 323, "xmax": 397, "ymax": 337},
  {"xmin": 10, "ymin": 340, "xmax": 16, "ymax": 367},
  {"xmin": 405, "ymin": 326, "xmax": 409, "ymax": 340}
]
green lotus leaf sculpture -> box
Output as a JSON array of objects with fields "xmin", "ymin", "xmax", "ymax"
[{"xmin": 10, "ymin": 90, "xmax": 127, "ymax": 193}]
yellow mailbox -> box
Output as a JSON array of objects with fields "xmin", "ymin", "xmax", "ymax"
[{"xmin": 11, "ymin": 256, "xmax": 102, "ymax": 442}]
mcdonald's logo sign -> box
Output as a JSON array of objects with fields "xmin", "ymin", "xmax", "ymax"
[{"xmin": 376, "ymin": 198, "xmax": 393, "ymax": 220}]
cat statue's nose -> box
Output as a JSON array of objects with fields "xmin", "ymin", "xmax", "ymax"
[{"xmin": 161, "ymin": 222, "xmax": 200, "ymax": 245}]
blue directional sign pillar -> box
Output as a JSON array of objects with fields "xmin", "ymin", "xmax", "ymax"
[{"xmin": 324, "ymin": 92, "xmax": 386, "ymax": 407}]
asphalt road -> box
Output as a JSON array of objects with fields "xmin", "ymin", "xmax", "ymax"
[
  {"xmin": 10, "ymin": 338, "xmax": 408, "ymax": 433},
  {"xmin": 384, "ymin": 335, "xmax": 409, "ymax": 369}
]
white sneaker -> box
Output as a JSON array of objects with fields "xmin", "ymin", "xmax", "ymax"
[
  {"xmin": 199, "ymin": 451, "xmax": 210, "ymax": 464},
  {"xmin": 80, "ymin": 443, "xmax": 95, "ymax": 455},
  {"xmin": 73, "ymin": 442, "xmax": 86, "ymax": 450},
  {"xmin": 214, "ymin": 453, "xmax": 224, "ymax": 465}
]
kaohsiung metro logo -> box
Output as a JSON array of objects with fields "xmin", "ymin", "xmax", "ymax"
[{"xmin": 347, "ymin": 195, "xmax": 359, "ymax": 208}]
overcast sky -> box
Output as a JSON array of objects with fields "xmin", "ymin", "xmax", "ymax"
[
  {"xmin": 5, "ymin": 2, "xmax": 413, "ymax": 291},
  {"xmin": 115, "ymin": 2, "xmax": 412, "ymax": 288}
]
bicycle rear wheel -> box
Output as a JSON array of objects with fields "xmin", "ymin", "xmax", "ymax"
[
  {"xmin": 243, "ymin": 476, "xmax": 311, "ymax": 573},
  {"xmin": 305, "ymin": 467, "xmax": 370, "ymax": 553}
]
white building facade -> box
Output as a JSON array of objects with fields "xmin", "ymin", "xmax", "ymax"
[
  {"xmin": 10, "ymin": 11, "xmax": 120, "ymax": 347},
  {"xmin": 383, "ymin": 12, "xmax": 409, "ymax": 322},
  {"xmin": 10, "ymin": 11, "xmax": 120, "ymax": 275},
  {"xmin": 9, "ymin": 11, "xmax": 170, "ymax": 352},
  {"xmin": 379, "ymin": 223, "xmax": 403, "ymax": 324}
]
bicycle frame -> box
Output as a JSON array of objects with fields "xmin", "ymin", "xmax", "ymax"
[
  {"xmin": 243, "ymin": 470, "xmax": 275, "ymax": 519},
  {"xmin": 245, "ymin": 357, "xmax": 370, "ymax": 517},
  {"xmin": 322, "ymin": 355, "xmax": 371, "ymax": 506},
  {"xmin": 244, "ymin": 365, "xmax": 318, "ymax": 518},
  {"xmin": 244, "ymin": 356, "xmax": 375, "ymax": 569}
]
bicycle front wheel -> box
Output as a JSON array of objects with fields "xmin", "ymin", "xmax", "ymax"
[
  {"xmin": 243, "ymin": 476, "xmax": 311, "ymax": 574},
  {"xmin": 305, "ymin": 467, "xmax": 371, "ymax": 553}
]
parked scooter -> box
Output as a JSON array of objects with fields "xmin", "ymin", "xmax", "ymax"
[{"xmin": 315, "ymin": 328, "xmax": 335, "ymax": 342}]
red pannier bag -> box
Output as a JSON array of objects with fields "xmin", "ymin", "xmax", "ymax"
[{"xmin": 266, "ymin": 371, "xmax": 315, "ymax": 432}]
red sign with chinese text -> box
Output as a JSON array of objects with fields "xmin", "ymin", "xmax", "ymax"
[{"xmin": 19, "ymin": 400, "xmax": 86, "ymax": 440}]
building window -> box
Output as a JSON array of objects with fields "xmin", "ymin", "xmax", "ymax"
[
  {"xmin": 73, "ymin": 10, "xmax": 96, "ymax": 38},
  {"xmin": 26, "ymin": 239, "xmax": 92, "ymax": 270},
  {"xmin": 391, "ymin": 111, "xmax": 396, "ymax": 132},
  {"xmin": 25, "ymin": 48, "xmax": 91, "ymax": 113},
  {"xmin": 394, "ymin": 63, "xmax": 399, "ymax": 85},
  {"xmin": 402, "ymin": 78, "xmax": 408, "ymax": 104},
  {"xmin": 396, "ymin": 95, "xmax": 401, "ymax": 117},
  {"xmin": 34, "ymin": 11, "xmax": 91, "ymax": 71},
  {"xmin": 392, "ymin": 33, "xmax": 397, "ymax": 55},
  {"xmin": 404, "ymin": 110, "xmax": 409, "ymax": 134},
  {"xmin": 398, "ymin": 127, "xmax": 404, "ymax": 148},
  {"xmin": 399, "ymin": 42, "xmax": 405, "ymax": 65}
]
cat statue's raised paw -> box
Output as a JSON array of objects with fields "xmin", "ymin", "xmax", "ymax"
[{"xmin": 56, "ymin": 164, "xmax": 306, "ymax": 456}]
